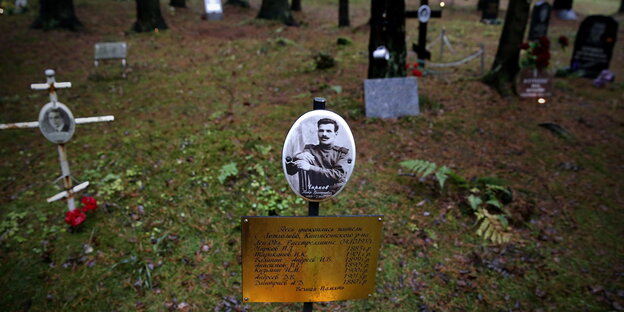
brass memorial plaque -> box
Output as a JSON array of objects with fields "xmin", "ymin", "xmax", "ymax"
[{"xmin": 241, "ymin": 215, "xmax": 383, "ymax": 303}]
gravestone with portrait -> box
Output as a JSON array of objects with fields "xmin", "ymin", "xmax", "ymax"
[
  {"xmin": 570, "ymin": 15, "xmax": 618, "ymax": 78},
  {"xmin": 528, "ymin": 1, "xmax": 551, "ymax": 41},
  {"xmin": 0, "ymin": 69, "xmax": 114, "ymax": 212},
  {"xmin": 480, "ymin": 0, "xmax": 500, "ymax": 24},
  {"xmin": 241, "ymin": 98, "xmax": 383, "ymax": 309},
  {"xmin": 203, "ymin": 0, "xmax": 223, "ymax": 20},
  {"xmin": 364, "ymin": 77, "xmax": 420, "ymax": 118}
]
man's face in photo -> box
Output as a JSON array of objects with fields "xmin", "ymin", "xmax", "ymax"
[
  {"xmin": 318, "ymin": 123, "xmax": 337, "ymax": 146},
  {"xmin": 48, "ymin": 110, "xmax": 64, "ymax": 131}
]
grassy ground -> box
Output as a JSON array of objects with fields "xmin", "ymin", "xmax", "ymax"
[{"xmin": 0, "ymin": 0, "xmax": 623, "ymax": 311}]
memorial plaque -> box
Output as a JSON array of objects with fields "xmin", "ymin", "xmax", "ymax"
[
  {"xmin": 570, "ymin": 15, "xmax": 618, "ymax": 78},
  {"xmin": 364, "ymin": 77, "xmax": 419, "ymax": 118},
  {"xmin": 283, "ymin": 110, "xmax": 356, "ymax": 202},
  {"xmin": 241, "ymin": 216, "xmax": 383, "ymax": 302},
  {"xmin": 38, "ymin": 102, "xmax": 76, "ymax": 144},
  {"xmin": 518, "ymin": 69, "xmax": 552, "ymax": 99},
  {"xmin": 528, "ymin": 1, "xmax": 551, "ymax": 41},
  {"xmin": 94, "ymin": 42, "xmax": 127, "ymax": 60},
  {"xmin": 203, "ymin": 0, "xmax": 223, "ymax": 20}
]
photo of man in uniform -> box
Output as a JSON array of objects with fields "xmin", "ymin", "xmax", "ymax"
[{"xmin": 285, "ymin": 118, "xmax": 351, "ymax": 199}]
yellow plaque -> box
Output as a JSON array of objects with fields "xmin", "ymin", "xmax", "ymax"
[{"xmin": 241, "ymin": 215, "xmax": 383, "ymax": 303}]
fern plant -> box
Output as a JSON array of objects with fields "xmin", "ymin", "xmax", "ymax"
[{"xmin": 400, "ymin": 159, "xmax": 513, "ymax": 244}]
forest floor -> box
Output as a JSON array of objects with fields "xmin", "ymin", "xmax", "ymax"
[{"xmin": 0, "ymin": 0, "xmax": 623, "ymax": 311}]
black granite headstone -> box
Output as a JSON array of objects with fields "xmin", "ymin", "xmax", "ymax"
[
  {"xmin": 570, "ymin": 15, "xmax": 618, "ymax": 78},
  {"xmin": 481, "ymin": 0, "xmax": 499, "ymax": 22},
  {"xmin": 528, "ymin": 1, "xmax": 551, "ymax": 41}
]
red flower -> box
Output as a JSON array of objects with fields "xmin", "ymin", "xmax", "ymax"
[
  {"xmin": 519, "ymin": 42, "xmax": 530, "ymax": 50},
  {"xmin": 412, "ymin": 69, "xmax": 422, "ymax": 77},
  {"xmin": 558, "ymin": 35, "xmax": 569, "ymax": 48},
  {"xmin": 81, "ymin": 196, "xmax": 98, "ymax": 212},
  {"xmin": 538, "ymin": 36, "xmax": 550, "ymax": 50},
  {"xmin": 65, "ymin": 209, "xmax": 87, "ymax": 227},
  {"xmin": 405, "ymin": 64, "xmax": 410, "ymax": 69}
]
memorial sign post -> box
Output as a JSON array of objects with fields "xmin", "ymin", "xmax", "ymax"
[{"xmin": 242, "ymin": 98, "xmax": 382, "ymax": 311}]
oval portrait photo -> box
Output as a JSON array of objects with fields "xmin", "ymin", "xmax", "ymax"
[
  {"xmin": 282, "ymin": 110, "xmax": 356, "ymax": 202},
  {"xmin": 38, "ymin": 102, "xmax": 76, "ymax": 144}
]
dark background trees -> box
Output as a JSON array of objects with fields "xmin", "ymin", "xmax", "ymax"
[
  {"xmin": 133, "ymin": 0, "xmax": 168, "ymax": 32},
  {"xmin": 257, "ymin": 0, "xmax": 296, "ymax": 25},
  {"xmin": 367, "ymin": 0, "xmax": 406, "ymax": 78},
  {"xmin": 31, "ymin": 0, "xmax": 82, "ymax": 31},
  {"xmin": 482, "ymin": 0, "xmax": 531, "ymax": 95}
]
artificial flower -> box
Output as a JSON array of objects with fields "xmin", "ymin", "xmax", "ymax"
[
  {"xmin": 65, "ymin": 209, "xmax": 87, "ymax": 227},
  {"xmin": 81, "ymin": 196, "xmax": 98, "ymax": 212}
]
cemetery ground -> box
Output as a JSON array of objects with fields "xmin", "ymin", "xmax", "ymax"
[{"xmin": 0, "ymin": 0, "xmax": 623, "ymax": 311}]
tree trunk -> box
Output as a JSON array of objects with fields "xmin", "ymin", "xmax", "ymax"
[
  {"xmin": 134, "ymin": 0, "xmax": 168, "ymax": 32},
  {"xmin": 482, "ymin": 0, "xmax": 530, "ymax": 96},
  {"xmin": 291, "ymin": 0, "xmax": 301, "ymax": 11},
  {"xmin": 553, "ymin": 0, "xmax": 572, "ymax": 10},
  {"xmin": 31, "ymin": 0, "xmax": 82, "ymax": 31},
  {"xmin": 169, "ymin": 0, "xmax": 186, "ymax": 8},
  {"xmin": 257, "ymin": 0, "xmax": 296, "ymax": 25},
  {"xmin": 339, "ymin": 0, "xmax": 349, "ymax": 27},
  {"xmin": 368, "ymin": 0, "xmax": 406, "ymax": 79},
  {"xmin": 226, "ymin": 0, "xmax": 250, "ymax": 7}
]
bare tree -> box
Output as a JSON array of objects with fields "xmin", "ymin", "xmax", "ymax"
[
  {"xmin": 482, "ymin": 0, "xmax": 531, "ymax": 96},
  {"xmin": 169, "ymin": 0, "xmax": 186, "ymax": 8},
  {"xmin": 31, "ymin": 0, "xmax": 82, "ymax": 31},
  {"xmin": 133, "ymin": 0, "xmax": 168, "ymax": 32},
  {"xmin": 226, "ymin": 0, "xmax": 250, "ymax": 7},
  {"xmin": 291, "ymin": 0, "xmax": 301, "ymax": 11},
  {"xmin": 368, "ymin": 0, "xmax": 406, "ymax": 78},
  {"xmin": 257, "ymin": 0, "xmax": 296, "ymax": 25},
  {"xmin": 339, "ymin": 0, "xmax": 349, "ymax": 27}
]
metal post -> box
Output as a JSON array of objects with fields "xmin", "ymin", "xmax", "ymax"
[
  {"xmin": 57, "ymin": 144, "xmax": 75, "ymax": 211},
  {"xmin": 479, "ymin": 43, "xmax": 485, "ymax": 75},
  {"xmin": 302, "ymin": 97, "xmax": 326, "ymax": 312},
  {"xmin": 440, "ymin": 29, "xmax": 445, "ymax": 59}
]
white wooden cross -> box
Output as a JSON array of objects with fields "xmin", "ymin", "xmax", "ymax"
[{"xmin": 0, "ymin": 69, "xmax": 115, "ymax": 211}]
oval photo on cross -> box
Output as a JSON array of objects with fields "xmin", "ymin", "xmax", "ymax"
[
  {"xmin": 282, "ymin": 110, "xmax": 356, "ymax": 202},
  {"xmin": 38, "ymin": 102, "xmax": 76, "ymax": 144}
]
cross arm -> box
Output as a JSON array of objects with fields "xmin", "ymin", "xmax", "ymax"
[
  {"xmin": 47, "ymin": 181, "xmax": 89, "ymax": 203},
  {"xmin": 0, "ymin": 121, "xmax": 39, "ymax": 130},
  {"xmin": 30, "ymin": 82, "xmax": 72, "ymax": 90}
]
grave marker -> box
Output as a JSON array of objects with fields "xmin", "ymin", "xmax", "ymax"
[
  {"xmin": 242, "ymin": 98, "xmax": 382, "ymax": 312},
  {"xmin": 407, "ymin": 0, "xmax": 442, "ymax": 64},
  {"xmin": 528, "ymin": 1, "xmax": 551, "ymax": 41},
  {"xmin": 518, "ymin": 69, "xmax": 552, "ymax": 99},
  {"xmin": 0, "ymin": 70, "xmax": 114, "ymax": 211},
  {"xmin": 570, "ymin": 15, "xmax": 618, "ymax": 78},
  {"xmin": 94, "ymin": 42, "xmax": 127, "ymax": 67},
  {"xmin": 203, "ymin": 0, "xmax": 223, "ymax": 20},
  {"xmin": 364, "ymin": 77, "xmax": 419, "ymax": 118}
]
